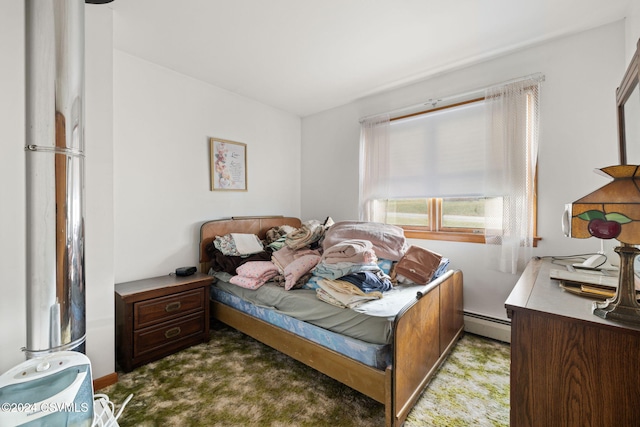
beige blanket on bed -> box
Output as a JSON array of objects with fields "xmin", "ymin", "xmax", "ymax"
[
  {"xmin": 321, "ymin": 239, "xmax": 376, "ymax": 264},
  {"xmin": 322, "ymin": 221, "xmax": 408, "ymax": 261}
]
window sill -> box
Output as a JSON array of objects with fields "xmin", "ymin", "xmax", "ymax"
[
  {"xmin": 403, "ymin": 229, "xmax": 486, "ymax": 244},
  {"xmin": 403, "ymin": 228, "xmax": 541, "ymax": 247}
]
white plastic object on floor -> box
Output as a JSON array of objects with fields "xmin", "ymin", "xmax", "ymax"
[{"xmin": 92, "ymin": 393, "xmax": 133, "ymax": 427}]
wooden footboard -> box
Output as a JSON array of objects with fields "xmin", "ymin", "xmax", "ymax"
[{"xmin": 391, "ymin": 269, "xmax": 464, "ymax": 426}]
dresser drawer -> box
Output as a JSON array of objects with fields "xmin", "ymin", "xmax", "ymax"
[
  {"xmin": 134, "ymin": 288, "xmax": 205, "ymax": 329},
  {"xmin": 134, "ymin": 312, "xmax": 205, "ymax": 358}
]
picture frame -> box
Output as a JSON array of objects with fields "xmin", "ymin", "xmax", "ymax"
[
  {"xmin": 210, "ymin": 137, "xmax": 247, "ymax": 191},
  {"xmin": 617, "ymin": 39, "xmax": 640, "ymax": 165}
]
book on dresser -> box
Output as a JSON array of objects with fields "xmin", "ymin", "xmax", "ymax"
[{"xmin": 550, "ymin": 267, "xmax": 640, "ymax": 300}]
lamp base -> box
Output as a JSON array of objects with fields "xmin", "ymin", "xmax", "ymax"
[
  {"xmin": 593, "ymin": 300, "xmax": 640, "ymax": 325},
  {"xmin": 592, "ymin": 244, "xmax": 640, "ymax": 325}
]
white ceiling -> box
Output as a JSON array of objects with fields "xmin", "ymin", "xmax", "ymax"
[{"xmin": 109, "ymin": 0, "xmax": 631, "ymax": 117}]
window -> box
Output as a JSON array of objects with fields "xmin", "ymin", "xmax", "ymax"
[
  {"xmin": 383, "ymin": 196, "xmax": 500, "ymax": 243},
  {"xmin": 360, "ymin": 85, "xmax": 540, "ymax": 246}
]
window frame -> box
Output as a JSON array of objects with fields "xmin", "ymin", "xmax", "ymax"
[
  {"xmin": 376, "ymin": 95, "xmax": 540, "ymax": 246},
  {"xmin": 399, "ymin": 194, "xmax": 539, "ymax": 246}
]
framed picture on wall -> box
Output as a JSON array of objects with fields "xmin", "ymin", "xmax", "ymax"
[{"xmin": 210, "ymin": 137, "xmax": 247, "ymax": 191}]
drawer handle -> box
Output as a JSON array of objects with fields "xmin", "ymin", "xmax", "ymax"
[
  {"xmin": 165, "ymin": 301, "xmax": 182, "ymax": 312},
  {"xmin": 164, "ymin": 327, "xmax": 181, "ymax": 339}
]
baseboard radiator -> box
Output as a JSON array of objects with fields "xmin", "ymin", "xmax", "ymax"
[{"xmin": 464, "ymin": 311, "xmax": 511, "ymax": 343}]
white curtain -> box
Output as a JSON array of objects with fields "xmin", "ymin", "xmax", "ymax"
[
  {"xmin": 359, "ymin": 114, "xmax": 390, "ymax": 222},
  {"xmin": 484, "ymin": 77, "xmax": 541, "ymax": 274}
]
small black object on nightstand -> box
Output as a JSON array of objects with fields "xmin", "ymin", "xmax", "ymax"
[{"xmin": 175, "ymin": 266, "xmax": 197, "ymax": 276}]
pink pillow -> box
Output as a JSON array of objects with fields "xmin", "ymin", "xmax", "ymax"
[
  {"xmin": 230, "ymin": 275, "xmax": 273, "ymax": 290},
  {"xmin": 236, "ymin": 261, "xmax": 278, "ymax": 278},
  {"xmin": 231, "ymin": 261, "xmax": 279, "ymax": 290},
  {"xmin": 284, "ymin": 255, "xmax": 321, "ymax": 290}
]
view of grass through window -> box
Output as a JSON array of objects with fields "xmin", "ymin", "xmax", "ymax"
[
  {"xmin": 385, "ymin": 199, "xmax": 429, "ymax": 226},
  {"xmin": 442, "ymin": 198, "xmax": 485, "ymax": 228},
  {"xmin": 384, "ymin": 198, "xmax": 486, "ymax": 229}
]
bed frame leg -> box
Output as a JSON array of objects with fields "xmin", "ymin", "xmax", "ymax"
[{"xmin": 385, "ymin": 365, "xmax": 394, "ymax": 427}]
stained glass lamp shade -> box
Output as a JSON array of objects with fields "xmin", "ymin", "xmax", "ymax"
[{"xmin": 567, "ymin": 165, "xmax": 640, "ymax": 324}]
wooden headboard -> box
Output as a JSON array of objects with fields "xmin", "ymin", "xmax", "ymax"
[{"xmin": 199, "ymin": 216, "xmax": 302, "ymax": 272}]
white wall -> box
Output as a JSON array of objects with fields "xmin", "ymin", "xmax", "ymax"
[
  {"xmin": 0, "ymin": 3, "xmax": 115, "ymax": 378},
  {"xmin": 301, "ymin": 22, "xmax": 626, "ymax": 321},
  {"xmin": 113, "ymin": 52, "xmax": 302, "ymax": 283},
  {"xmin": 625, "ymin": 1, "xmax": 640, "ymax": 60},
  {"xmin": 84, "ymin": 4, "xmax": 115, "ymax": 380}
]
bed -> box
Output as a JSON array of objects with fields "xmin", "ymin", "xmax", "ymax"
[{"xmin": 198, "ymin": 216, "xmax": 464, "ymax": 427}]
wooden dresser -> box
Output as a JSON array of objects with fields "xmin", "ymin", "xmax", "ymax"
[
  {"xmin": 115, "ymin": 273, "xmax": 212, "ymax": 372},
  {"xmin": 505, "ymin": 258, "xmax": 640, "ymax": 426}
]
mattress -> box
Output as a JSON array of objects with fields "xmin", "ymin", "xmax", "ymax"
[{"xmin": 210, "ymin": 276, "xmax": 393, "ymax": 369}]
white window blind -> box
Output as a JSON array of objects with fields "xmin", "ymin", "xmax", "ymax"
[{"xmin": 388, "ymin": 100, "xmax": 486, "ymax": 198}]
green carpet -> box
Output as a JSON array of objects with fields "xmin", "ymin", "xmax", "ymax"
[{"xmin": 102, "ymin": 328, "xmax": 509, "ymax": 426}]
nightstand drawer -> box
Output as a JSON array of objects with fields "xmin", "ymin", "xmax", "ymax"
[
  {"xmin": 134, "ymin": 288, "xmax": 205, "ymax": 329},
  {"xmin": 134, "ymin": 312, "xmax": 205, "ymax": 358}
]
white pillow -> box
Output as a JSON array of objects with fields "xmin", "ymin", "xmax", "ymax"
[
  {"xmin": 214, "ymin": 233, "xmax": 264, "ymax": 256},
  {"xmin": 230, "ymin": 233, "xmax": 264, "ymax": 255}
]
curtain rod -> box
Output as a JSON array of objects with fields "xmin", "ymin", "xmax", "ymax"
[{"xmin": 359, "ymin": 72, "xmax": 545, "ymax": 123}]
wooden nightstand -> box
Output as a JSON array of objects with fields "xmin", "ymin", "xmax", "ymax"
[{"xmin": 115, "ymin": 272, "xmax": 212, "ymax": 372}]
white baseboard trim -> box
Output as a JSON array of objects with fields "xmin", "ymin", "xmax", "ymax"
[{"xmin": 464, "ymin": 312, "xmax": 511, "ymax": 343}]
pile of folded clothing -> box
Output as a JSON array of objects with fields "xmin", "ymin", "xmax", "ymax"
[
  {"xmin": 313, "ymin": 238, "xmax": 393, "ymax": 308},
  {"xmin": 229, "ymin": 261, "xmax": 279, "ymax": 290}
]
